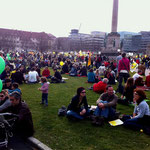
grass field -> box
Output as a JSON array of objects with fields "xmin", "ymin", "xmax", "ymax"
[{"xmin": 20, "ymin": 71, "xmax": 150, "ymax": 150}]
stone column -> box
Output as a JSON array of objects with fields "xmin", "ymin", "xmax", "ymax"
[{"xmin": 111, "ymin": 0, "xmax": 119, "ymax": 32}]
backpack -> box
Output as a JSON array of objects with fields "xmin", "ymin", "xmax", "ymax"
[{"xmin": 58, "ymin": 106, "xmax": 67, "ymax": 116}]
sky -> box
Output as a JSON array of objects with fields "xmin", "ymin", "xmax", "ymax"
[{"xmin": 0, "ymin": 0, "xmax": 150, "ymax": 37}]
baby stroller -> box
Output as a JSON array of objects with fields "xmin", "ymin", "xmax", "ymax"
[{"xmin": 0, "ymin": 113, "xmax": 18, "ymax": 149}]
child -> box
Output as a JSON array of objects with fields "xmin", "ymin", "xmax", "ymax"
[
  {"xmin": 38, "ymin": 77, "xmax": 49, "ymax": 106},
  {"xmin": 8, "ymin": 82, "xmax": 22, "ymax": 94}
]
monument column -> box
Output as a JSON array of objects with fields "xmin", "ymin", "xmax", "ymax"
[
  {"xmin": 111, "ymin": 0, "xmax": 119, "ymax": 32},
  {"xmin": 102, "ymin": 0, "xmax": 120, "ymax": 56}
]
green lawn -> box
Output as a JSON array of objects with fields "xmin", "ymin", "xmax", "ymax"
[{"xmin": 20, "ymin": 72, "xmax": 150, "ymax": 150}]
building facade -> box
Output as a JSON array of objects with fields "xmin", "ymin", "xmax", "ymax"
[{"xmin": 0, "ymin": 28, "xmax": 56, "ymax": 52}]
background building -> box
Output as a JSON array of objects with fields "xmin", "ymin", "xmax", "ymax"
[{"xmin": 0, "ymin": 28, "xmax": 56, "ymax": 52}]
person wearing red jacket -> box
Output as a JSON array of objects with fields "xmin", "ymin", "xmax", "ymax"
[
  {"xmin": 42, "ymin": 66, "xmax": 51, "ymax": 79},
  {"xmin": 145, "ymin": 72, "xmax": 150, "ymax": 87},
  {"xmin": 93, "ymin": 78, "xmax": 108, "ymax": 93}
]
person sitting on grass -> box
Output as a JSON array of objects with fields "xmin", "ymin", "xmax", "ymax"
[
  {"xmin": 51, "ymin": 68, "xmax": 62, "ymax": 83},
  {"xmin": 94, "ymin": 85, "xmax": 118, "ymax": 120},
  {"xmin": 69, "ymin": 64, "xmax": 77, "ymax": 76},
  {"xmin": 8, "ymin": 82, "xmax": 22, "ymax": 94},
  {"xmin": 2, "ymin": 78, "xmax": 12, "ymax": 90},
  {"xmin": 42, "ymin": 66, "xmax": 51, "ymax": 79},
  {"xmin": 38, "ymin": 77, "xmax": 49, "ymax": 106},
  {"xmin": 67, "ymin": 87, "xmax": 90, "ymax": 120},
  {"xmin": 87, "ymin": 68, "xmax": 95, "ymax": 83},
  {"xmin": 92, "ymin": 78, "xmax": 108, "ymax": 94},
  {"xmin": 118, "ymin": 77, "xmax": 136, "ymax": 105},
  {"xmin": 122, "ymin": 89, "xmax": 150, "ymax": 134},
  {"xmin": 0, "ymin": 89, "xmax": 11, "ymax": 112},
  {"xmin": 2, "ymin": 91, "xmax": 34, "ymax": 138},
  {"xmin": 145, "ymin": 72, "xmax": 150, "ymax": 88}
]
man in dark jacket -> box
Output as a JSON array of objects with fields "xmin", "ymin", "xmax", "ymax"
[
  {"xmin": 3, "ymin": 91, "xmax": 34, "ymax": 138},
  {"xmin": 51, "ymin": 68, "xmax": 62, "ymax": 83}
]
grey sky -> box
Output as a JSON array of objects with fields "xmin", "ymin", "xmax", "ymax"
[{"xmin": 0, "ymin": 0, "xmax": 149, "ymax": 37}]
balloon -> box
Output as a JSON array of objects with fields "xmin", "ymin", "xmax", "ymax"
[
  {"xmin": 8, "ymin": 56, "xmax": 11, "ymax": 60},
  {"xmin": 0, "ymin": 56, "xmax": 5, "ymax": 74},
  {"xmin": 60, "ymin": 61, "xmax": 64, "ymax": 66},
  {"xmin": 0, "ymin": 80, "xmax": 2, "ymax": 92},
  {"xmin": 53, "ymin": 52, "xmax": 55, "ymax": 54}
]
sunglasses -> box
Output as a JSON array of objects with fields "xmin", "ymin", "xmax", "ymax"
[
  {"xmin": 81, "ymin": 91, "xmax": 86, "ymax": 94},
  {"xmin": 0, "ymin": 95, "xmax": 4, "ymax": 98}
]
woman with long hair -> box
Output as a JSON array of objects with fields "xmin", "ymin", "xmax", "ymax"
[
  {"xmin": 67, "ymin": 87, "xmax": 89, "ymax": 120},
  {"xmin": 118, "ymin": 77, "xmax": 136, "ymax": 105},
  {"xmin": 122, "ymin": 89, "xmax": 150, "ymax": 133}
]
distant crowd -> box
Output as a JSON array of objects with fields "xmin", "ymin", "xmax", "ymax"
[{"xmin": 0, "ymin": 50, "xmax": 150, "ymax": 144}]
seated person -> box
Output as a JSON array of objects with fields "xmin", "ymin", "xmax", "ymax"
[
  {"xmin": 61, "ymin": 62, "xmax": 69, "ymax": 74},
  {"xmin": 11, "ymin": 68, "xmax": 24, "ymax": 84},
  {"xmin": 145, "ymin": 72, "xmax": 150, "ymax": 87},
  {"xmin": 87, "ymin": 69, "xmax": 95, "ymax": 83},
  {"xmin": 132, "ymin": 70, "xmax": 143, "ymax": 81},
  {"xmin": 28, "ymin": 67, "xmax": 39, "ymax": 83},
  {"xmin": 69, "ymin": 65, "xmax": 77, "ymax": 76},
  {"xmin": 122, "ymin": 89, "xmax": 150, "ymax": 133},
  {"xmin": 94, "ymin": 85, "xmax": 118, "ymax": 120},
  {"xmin": 42, "ymin": 66, "xmax": 51, "ymax": 79},
  {"xmin": 104, "ymin": 68, "xmax": 115, "ymax": 85},
  {"xmin": 0, "ymin": 90, "xmax": 11, "ymax": 112},
  {"xmin": 67, "ymin": 87, "xmax": 89, "ymax": 120},
  {"xmin": 135, "ymin": 76, "xmax": 144, "ymax": 86},
  {"xmin": 118, "ymin": 77, "xmax": 136, "ymax": 105},
  {"xmin": 138, "ymin": 63, "xmax": 146, "ymax": 76},
  {"xmin": 2, "ymin": 91, "xmax": 34, "ymax": 138},
  {"xmin": 78, "ymin": 66, "xmax": 87, "ymax": 76},
  {"xmin": 8, "ymin": 82, "xmax": 22, "ymax": 94},
  {"xmin": 51, "ymin": 68, "xmax": 62, "ymax": 83},
  {"xmin": 93, "ymin": 78, "xmax": 108, "ymax": 93},
  {"xmin": 2, "ymin": 78, "xmax": 12, "ymax": 90},
  {"xmin": 98, "ymin": 64, "xmax": 105, "ymax": 76},
  {"xmin": 94, "ymin": 69, "xmax": 101, "ymax": 83}
]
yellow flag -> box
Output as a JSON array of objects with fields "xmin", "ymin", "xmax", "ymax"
[{"xmin": 87, "ymin": 52, "xmax": 91, "ymax": 66}]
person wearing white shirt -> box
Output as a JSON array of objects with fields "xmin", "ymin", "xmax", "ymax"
[
  {"xmin": 28, "ymin": 68, "xmax": 39, "ymax": 83},
  {"xmin": 132, "ymin": 70, "xmax": 142, "ymax": 81}
]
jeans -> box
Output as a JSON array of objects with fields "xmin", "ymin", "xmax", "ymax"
[
  {"xmin": 94, "ymin": 100, "xmax": 116, "ymax": 118},
  {"xmin": 42, "ymin": 93, "xmax": 48, "ymax": 105},
  {"xmin": 117, "ymin": 73, "xmax": 129, "ymax": 94},
  {"xmin": 67, "ymin": 108, "xmax": 90, "ymax": 120},
  {"xmin": 123, "ymin": 115, "xmax": 143, "ymax": 130}
]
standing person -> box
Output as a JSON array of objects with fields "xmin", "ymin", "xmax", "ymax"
[
  {"xmin": 67, "ymin": 87, "xmax": 89, "ymax": 120},
  {"xmin": 38, "ymin": 77, "xmax": 49, "ymax": 106},
  {"xmin": 116, "ymin": 52, "xmax": 122, "ymax": 72},
  {"xmin": 117, "ymin": 53, "xmax": 130, "ymax": 94}
]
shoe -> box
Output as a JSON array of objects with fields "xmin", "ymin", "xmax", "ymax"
[
  {"xmin": 44, "ymin": 104, "xmax": 48, "ymax": 107},
  {"xmin": 40, "ymin": 102, "xmax": 44, "ymax": 104}
]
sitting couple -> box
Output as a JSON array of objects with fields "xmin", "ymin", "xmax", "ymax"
[{"xmin": 66, "ymin": 85, "xmax": 118, "ymax": 122}]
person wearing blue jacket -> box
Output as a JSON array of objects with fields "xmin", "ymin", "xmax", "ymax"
[{"xmin": 87, "ymin": 69, "xmax": 95, "ymax": 83}]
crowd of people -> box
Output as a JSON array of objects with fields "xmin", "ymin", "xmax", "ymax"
[{"xmin": 0, "ymin": 49, "xmax": 150, "ymax": 144}]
